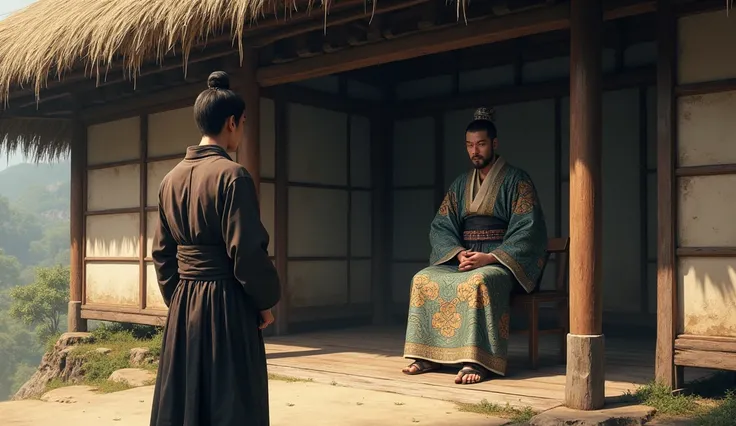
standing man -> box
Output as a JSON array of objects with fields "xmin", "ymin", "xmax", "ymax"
[
  {"xmin": 150, "ymin": 71, "xmax": 281, "ymax": 426},
  {"xmin": 401, "ymin": 107, "xmax": 548, "ymax": 385}
]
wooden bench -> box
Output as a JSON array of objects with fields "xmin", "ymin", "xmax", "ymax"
[{"xmin": 510, "ymin": 237, "xmax": 570, "ymax": 369}]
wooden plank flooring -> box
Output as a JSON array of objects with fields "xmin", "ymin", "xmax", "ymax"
[{"xmin": 264, "ymin": 326, "xmax": 690, "ymax": 411}]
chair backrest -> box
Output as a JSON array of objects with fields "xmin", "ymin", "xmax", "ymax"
[{"xmin": 537, "ymin": 237, "xmax": 570, "ymax": 293}]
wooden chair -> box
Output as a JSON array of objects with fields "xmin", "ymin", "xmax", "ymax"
[{"xmin": 510, "ymin": 237, "xmax": 570, "ymax": 369}]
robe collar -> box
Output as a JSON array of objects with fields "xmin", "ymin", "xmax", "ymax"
[{"xmin": 185, "ymin": 144, "xmax": 232, "ymax": 161}]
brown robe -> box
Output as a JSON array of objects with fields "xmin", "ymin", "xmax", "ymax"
[{"xmin": 150, "ymin": 145, "xmax": 281, "ymax": 426}]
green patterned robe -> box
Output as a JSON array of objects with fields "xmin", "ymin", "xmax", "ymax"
[{"xmin": 403, "ymin": 157, "xmax": 548, "ymax": 376}]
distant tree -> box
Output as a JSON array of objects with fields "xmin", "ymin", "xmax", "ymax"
[
  {"xmin": 0, "ymin": 249, "xmax": 22, "ymax": 289},
  {"xmin": 0, "ymin": 196, "xmax": 43, "ymax": 264},
  {"xmin": 29, "ymin": 222, "xmax": 71, "ymax": 266},
  {"xmin": 9, "ymin": 265, "xmax": 69, "ymax": 343},
  {"xmin": 0, "ymin": 311, "xmax": 41, "ymax": 400}
]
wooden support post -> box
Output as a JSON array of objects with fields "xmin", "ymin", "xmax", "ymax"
[
  {"xmin": 69, "ymin": 117, "xmax": 88, "ymax": 332},
  {"xmin": 655, "ymin": 0, "xmax": 678, "ymax": 389},
  {"xmin": 274, "ymin": 99, "xmax": 289, "ymax": 335},
  {"xmin": 237, "ymin": 48, "xmax": 261, "ymax": 193},
  {"xmin": 566, "ymin": 0, "xmax": 604, "ymax": 411},
  {"xmin": 370, "ymin": 110, "xmax": 387, "ymax": 325},
  {"xmin": 372, "ymin": 85, "xmax": 395, "ymax": 325},
  {"xmin": 139, "ymin": 115, "xmax": 149, "ymax": 311}
]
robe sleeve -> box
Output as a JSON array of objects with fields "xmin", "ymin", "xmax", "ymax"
[
  {"xmin": 152, "ymin": 207, "xmax": 179, "ymax": 307},
  {"xmin": 221, "ymin": 175, "xmax": 281, "ymax": 311},
  {"xmin": 491, "ymin": 172, "xmax": 549, "ymax": 293},
  {"xmin": 429, "ymin": 179, "xmax": 466, "ymax": 265}
]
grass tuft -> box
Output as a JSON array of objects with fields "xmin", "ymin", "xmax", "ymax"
[
  {"xmin": 626, "ymin": 373, "xmax": 736, "ymax": 425},
  {"xmin": 456, "ymin": 399, "xmax": 536, "ymax": 423},
  {"xmin": 267, "ymin": 373, "xmax": 313, "ymax": 383}
]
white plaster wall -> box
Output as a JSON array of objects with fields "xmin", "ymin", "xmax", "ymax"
[
  {"xmin": 284, "ymin": 104, "xmax": 372, "ymax": 309},
  {"xmin": 679, "ymin": 258, "xmax": 736, "ymax": 337},
  {"xmin": 351, "ymin": 259, "xmax": 373, "ymax": 304},
  {"xmin": 87, "ymin": 117, "xmax": 140, "ymax": 165},
  {"xmin": 678, "ymin": 91, "xmax": 736, "ymax": 167},
  {"xmin": 145, "ymin": 262, "xmax": 167, "ymax": 310},
  {"xmin": 85, "ymin": 262, "xmax": 140, "ymax": 306},
  {"xmin": 86, "ymin": 213, "xmax": 140, "ymax": 258},
  {"xmin": 678, "ymin": 10, "xmax": 736, "ymax": 85},
  {"xmin": 148, "ymin": 107, "xmax": 199, "ymax": 157},
  {"xmin": 289, "ymin": 260, "xmax": 349, "ymax": 307},
  {"xmin": 676, "ymin": 12, "xmax": 736, "ymax": 337},
  {"xmin": 393, "ymin": 117, "xmax": 435, "ymax": 187},
  {"xmin": 288, "ymin": 187, "xmax": 349, "ymax": 257},
  {"xmin": 287, "ymin": 104, "xmax": 348, "ymax": 185},
  {"xmin": 679, "ymin": 175, "xmax": 736, "ymax": 248},
  {"xmin": 87, "ymin": 164, "xmax": 140, "ymax": 211}
]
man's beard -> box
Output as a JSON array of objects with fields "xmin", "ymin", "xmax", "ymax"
[{"xmin": 471, "ymin": 152, "xmax": 495, "ymax": 169}]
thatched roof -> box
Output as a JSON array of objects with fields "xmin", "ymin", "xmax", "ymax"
[
  {"xmin": 0, "ymin": 117, "xmax": 71, "ymax": 161},
  {"xmin": 0, "ymin": 0, "xmax": 348, "ymax": 160},
  {"xmin": 0, "ymin": 0, "xmax": 314, "ymax": 101}
]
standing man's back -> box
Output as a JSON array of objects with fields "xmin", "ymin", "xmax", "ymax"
[{"xmin": 149, "ymin": 71, "xmax": 281, "ymax": 426}]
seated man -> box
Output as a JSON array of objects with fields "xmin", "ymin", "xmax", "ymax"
[{"xmin": 401, "ymin": 107, "xmax": 548, "ymax": 385}]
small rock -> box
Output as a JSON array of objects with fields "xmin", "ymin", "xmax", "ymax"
[
  {"xmin": 95, "ymin": 348, "xmax": 112, "ymax": 354},
  {"xmin": 108, "ymin": 368, "xmax": 156, "ymax": 387},
  {"xmin": 58, "ymin": 332, "xmax": 95, "ymax": 347},
  {"xmin": 129, "ymin": 348, "xmax": 151, "ymax": 366}
]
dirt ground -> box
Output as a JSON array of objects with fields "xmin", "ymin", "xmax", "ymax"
[{"xmin": 0, "ymin": 381, "xmax": 508, "ymax": 426}]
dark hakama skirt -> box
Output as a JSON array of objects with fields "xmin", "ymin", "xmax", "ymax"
[{"xmin": 149, "ymin": 278, "xmax": 268, "ymax": 426}]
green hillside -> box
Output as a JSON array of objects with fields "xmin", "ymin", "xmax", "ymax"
[{"xmin": 0, "ymin": 162, "xmax": 70, "ymax": 219}]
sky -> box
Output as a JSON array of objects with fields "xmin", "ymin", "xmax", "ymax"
[{"xmin": 0, "ymin": 0, "xmax": 39, "ymax": 171}]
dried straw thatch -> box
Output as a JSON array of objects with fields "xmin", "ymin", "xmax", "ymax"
[
  {"xmin": 0, "ymin": 0, "xmax": 346, "ymax": 160},
  {"xmin": 0, "ymin": 117, "xmax": 72, "ymax": 162},
  {"xmin": 0, "ymin": 0, "xmax": 321, "ymax": 102}
]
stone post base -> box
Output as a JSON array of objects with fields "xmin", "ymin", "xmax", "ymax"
[{"xmin": 565, "ymin": 333, "xmax": 605, "ymax": 410}]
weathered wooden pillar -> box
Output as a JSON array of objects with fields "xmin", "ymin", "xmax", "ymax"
[
  {"xmin": 237, "ymin": 48, "xmax": 261, "ymax": 193},
  {"xmin": 69, "ymin": 118, "xmax": 88, "ymax": 332},
  {"xmin": 566, "ymin": 0, "xmax": 604, "ymax": 410},
  {"xmin": 655, "ymin": 0, "xmax": 677, "ymax": 389}
]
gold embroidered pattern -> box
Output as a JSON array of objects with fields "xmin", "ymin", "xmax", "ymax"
[
  {"xmin": 512, "ymin": 180, "xmax": 536, "ymax": 215},
  {"xmin": 463, "ymin": 229, "xmax": 506, "ymax": 241},
  {"xmin": 499, "ymin": 313, "xmax": 510, "ymax": 340},
  {"xmin": 432, "ymin": 299, "xmax": 462, "ymax": 338},
  {"xmin": 537, "ymin": 255, "xmax": 546, "ymax": 269},
  {"xmin": 438, "ymin": 192, "xmax": 457, "ymax": 217},
  {"xmin": 469, "ymin": 282, "xmax": 491, "ymax": 309},
  {"xmin": 492, "ymin": 248, "xmax": 534, "ymax": 293},
  {"xmin": 409, "ymin": 275, "xmax": 440, "ymax": 308},
  {"xmin": 456, "ymin": 282, "xmax": 474, "ymax": 303},
  {"xmin": 403, "ymin": 342, "xmax": 508, "ymax": 375},
  {"xmin": 456, "ymin": 274, "xmax": 491, "ymax": 309}
]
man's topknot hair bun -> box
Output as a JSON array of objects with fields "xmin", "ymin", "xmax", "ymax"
[{"xmin": 207, "ymin": 71, "xmax": 230, "ymax": 90}]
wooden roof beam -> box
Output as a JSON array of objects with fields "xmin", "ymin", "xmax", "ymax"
[
  {"xmin": 249, "ymin": 0, "xmax": 430, "ymax": 47},
  {"xmin": 256, "ymin": 0, "xmax": 656, "ymax": 87}
]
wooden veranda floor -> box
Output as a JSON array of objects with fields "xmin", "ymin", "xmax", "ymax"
[{"xmin": 264, "ymin": 326, "xmax": 696, "ymax": 412}]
